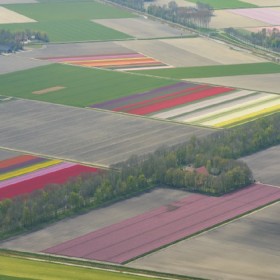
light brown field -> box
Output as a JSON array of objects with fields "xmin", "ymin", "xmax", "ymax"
[
  {"xmin": 32, "ymin": 86, "xmax": 65, "ymax": 95},
  {"xmin": 117, "ymin": 38, "xmax": 265, "ymax": 67},
  {"xmin": 187, "ymin": 73, "xmax": 280, "ymax": 94},
  {"xmin": 210, "ymin": 9, "xmax": 270, "ymax": 29},
  {"xmin": 0, "ymin": 6, "xmax": 36, "ymax": 24},
  {"xmin": 242, "ymin": 0, "xmax": 280, "ymax": 6},
  {"xmin": 128, "ymin": 202, "xmax": 280, "ymax": 280}
]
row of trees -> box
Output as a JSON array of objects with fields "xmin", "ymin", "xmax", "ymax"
[
  {"xmin": 225, "ymin": 27, "xmax": 280, "ymax": 52},
  {"xmin": 0, "ymin": 29, "xmax": 49, "ymax": 53},
  {"xmin": 1, "ymin": 113, "xmax": 279, "ymax": 238},
  {"xmin": 107, "ymin": 0, "xmax": 214, "ymax": 29},
  {"xmin": 147, "ymin": 1, "xmax": 213, "ymax": 29}
]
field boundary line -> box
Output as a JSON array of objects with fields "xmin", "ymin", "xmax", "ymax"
[
  {"xmin": 0, "ymin": 251, "xmax": 202, "ymax": 280},
  {"xmin": 0, "ymin": 146, "xmax": 112, "ymax": 171}
]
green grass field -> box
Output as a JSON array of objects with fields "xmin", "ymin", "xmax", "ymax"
[
  {"xmin": 0, "ymin": 64, "xmax": 175, "ymax": 107},
  {"xmin": 186, "ymin": 0, "xmax": 257, "ymax": 9},
  {"xmin": 133, "ymin": 63, "xmax": 280, "ymax": 79},
  {"xmin": 2, "ymin": 1, "xmax": 134, "ymax": 42},
  {"xmin": 0, "ymin": 255, "xmax": 163, "ymax": 280}
]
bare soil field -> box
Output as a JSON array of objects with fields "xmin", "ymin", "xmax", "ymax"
[
  {"xmin": 188, "ymin": 73, "xmax": 280, "ymax": 94},
  {"xmin": 129, "ymin": 201, "xmax": 280, "ymax": 280},
  {"xmin": 0, "ymin": 6, "xmax": 36, "ymax": 24},
  {"xmin": 93, "ymin": 18, "xmax": 188, "ymax": 39},
  {"xmin": 210, "ymin": 9, "xmax": 269, "ymax": 29},
  {"xmin": 243, "ymin": 0, "xmax": 280, "ymax": 6},
  {"xmin": 18, "ymin": 41, "xmax": 134, "ymax": 60},
  {"xmin": 117, "ymin": 38, "xmax": 265, "ymax": 67},
  {"xmin": 241, "ymin": 145, "xmax": 280, "ymax": 186},
  {"xmin": 0, "ymin": 54, "xmax": 52, "ymax": 75},
  {"xmin": 0, "ymin": 99, "xmax": 213, "ymax": 166},
  {"xmin": 0, "ymin": 188, "xmax": 190, "ymax": 252}
]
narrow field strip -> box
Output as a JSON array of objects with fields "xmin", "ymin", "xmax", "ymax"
[
  {"xmin": 42, "ymin": 53, "xmax": 166, "ymax": 70},
  {"xmin": 0, "ymin": 155, "xmax": 37, "ymax": 169},
  {"xmin": 126, "ymin": 87, "xmax": 234, "ymax": 115},
  {"xmin": 151, "ymin": 90, "xmax": 255, "ymax": 120},
  {"xmin": 0, "ymin": 159, "xmax": 62, "ymax": 181},
  {"xmin": 214, "ymin": 104, "xmax": 280, "ymax": 127},
  {"xmin": 202, "ymin": 98, "xmax": 280, "ymax": 126},
  {"xmin": 113, "ymin": 85, "xmax": 209, "ymax": 113},
  {"xmin": 43, "ymin": 184, "xmax": 280, "ymax": 264},
  {"xmin": 182, "ymin": 93, "xmax": 279, "ymax": 123}
]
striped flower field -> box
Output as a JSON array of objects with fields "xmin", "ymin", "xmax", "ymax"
[
  {"xmin": 41, "ymin": 53, "xmax": 169, "ymax": 70},
  {"xmin": 0, "ymin": 154, "xmax": 99, "ymax": 200},
  {"xmin": 90, "ymin": 82, "xmax": 280, "ymax": 128}
]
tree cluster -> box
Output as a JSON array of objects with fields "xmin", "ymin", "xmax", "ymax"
[
  {"xmin": 147, "ymin": 1, "xmax": 213, "ymax": 29},
  {"xmin": 225, "ymin": 27, "xmax": 280, "ymax": 52},
  {"xmin": 1, "ymin": 112, "xmax": 279, "ymax": 238},
  {"xmin": 0, "ymin": 29, "xmax": 49, "ymax": 53}
]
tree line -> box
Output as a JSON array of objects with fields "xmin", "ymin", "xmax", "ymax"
[
  {"xmin": 0, "ymin": 29, "xmax": 49, "ymax": 53},
  {"xmin": 107, "ymin": 0, "xmax": 214, "ymax": 29},
  {"xmin": 225, "ymin": 27, "xmax": 280, "ymax": 53},
  {"xmin": 1, "ymin": 112, "xmax": 279, "ymax": 238}
]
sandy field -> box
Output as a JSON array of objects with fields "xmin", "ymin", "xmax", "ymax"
[
  {"xmin": 0, "ymin": 6, "xmax": 36, "ymax": 24},
  {"xmin": 94, "ymin": 18, "xmax": 189, "ymax": 39},
  {"xmin": 188, "ymin": 73, "xmax": 280, "ymax": 94},
  {"xmin": 210, "ymin": 9, "xmax": 269, "ymax": 29},
  {"xmin": 0, "ymin": 188, "xmax": 190, "ymax": 252},
  {"xmin": 242, "ymin": 145, "xmax": 280, "ymax": 186},
  {"xmin": 32, "ymin": 86, "xmax": 65, "ymax": 95},
  {"xmin": 0, "ymin": 55, "xmax": 52, "ymax": 75},
  {"xmin": 243, "ymin": 0, "xmax": 280, "ymax": 7},
  {"xmin": 117, "ymin": 38, "xmax": 265, "ymax": 67},
  {"xmin": 129, "ymin": 201, "xmax": 280, "ymax": 280},
  {"xmin": 0, "ymin": 99, "xmax": 213, "ymax": 166}
]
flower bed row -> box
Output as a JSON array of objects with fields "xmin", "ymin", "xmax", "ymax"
[
  {"xmin": 41, "ymin": 53, "xmax": 167, "ymax": 70},
  {"xmin": 0, "ymin": 154, "xmax": 99, "ymax": 200}
]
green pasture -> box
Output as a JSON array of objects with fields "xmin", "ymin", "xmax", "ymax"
[
  {"xmin": 1, "ymin": 1, "xmax": 134, "ymax": 42},
  {"xmin": 133, "ymin": 63, "xmax": 280, "ymax": 79},
  {"xmin": 185, "ymin": 0, "xmax": 257, "ymax": 9},
  {"xmin": 0, "ymin": 255, "xmax": 161, "ymax": 280},
  {"xmin": 0, "ymin": 64, "xmax": 175, "ymax": 107}
]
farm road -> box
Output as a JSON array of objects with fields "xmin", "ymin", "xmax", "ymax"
[
  {"xmin": 0, "ymin": 99, "xmax": 213, "ymax": 166},
  {"xmin": 241, "ymin": 145, "xmax": 280, "ymax": 186},
  {"xmin": 129, "ymin": 202, "xmax": 280, "ymax": 280},
  {"xmin": 0, "ymin": 188, "xmax": 190, "ymax": 252}
]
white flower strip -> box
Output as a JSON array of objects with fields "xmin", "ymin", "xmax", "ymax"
[
  {"xmin": 151, "ymin": 90, "xmax": 255, "ymax": 119},
  {"xmin": 203, "ymin": 98, "xmax": 280, "ymax": 126},
  {"xmin": 181, "ymin": 94, "xmax": 278, "ymax": 123}
]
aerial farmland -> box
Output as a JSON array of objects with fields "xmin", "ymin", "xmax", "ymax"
[{"xmin": 0, "ymin": 0, "xmax": 279, "ymax": 280}]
